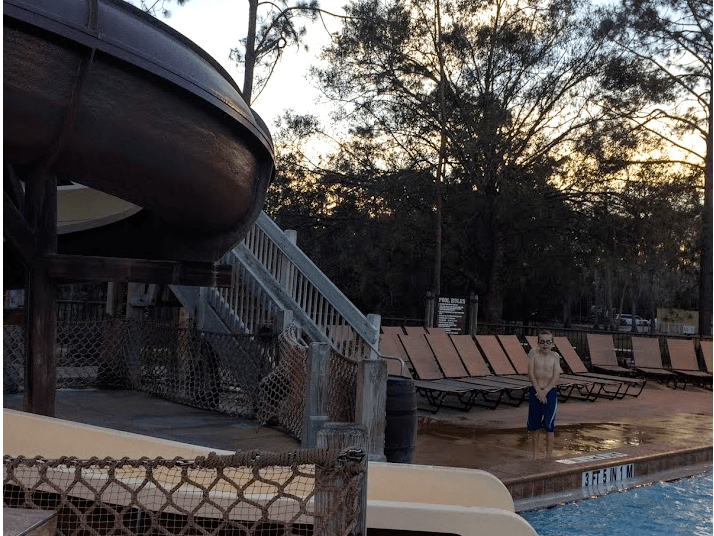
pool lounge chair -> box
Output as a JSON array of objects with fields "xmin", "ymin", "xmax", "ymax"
[
  {"xmin": 475, "ymin": 335, "xmax": 590, "ymax": 402},
  {"xmin": 700, "ymin": 340, "xmax": 713, "ymax": 374},
  {"xmin": 404, "ymin": 326, "xmax": 429, "ymax": 336},
  {"xmin": 525, "ymin": 335, "xmax": 644, "ymax": 398},
  {"xmin": 630, "ymin": 337, "xmax": 681, "ymax": 389},
  {"xmin": 586, "ymin": 334, "xmax": 637, "ymax": 376},
  {"xmin": 472, "ymin": 335, "xmax": 534, "ymax": 390},
  {"xmin": 424, "ymin": 330, "xmax": 529, "ymax": 407},
  {"xmin": 497, "ymin": 334, "xmax": 606, "ymax": 402},
  {"xmin": 397, "ymin": 333, "xmax": 506, "ymax": 412},
  {"xmin": 382, "ymin": 328, "xmax": 464, "ymax": 407},
  {"xmin": 666, "ymin": 338, "xmax": 712, "ymax": 389},
  {"xmin": 379, "ymin": 326, "xmax": 411, "ymax": 377}
]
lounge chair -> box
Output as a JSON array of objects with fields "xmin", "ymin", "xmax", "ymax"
[
  {"xmin": 666, "ymin": 338, "xmax": 712, "ymax": 389},
  {"xmin": 425, "ymin": 331, "xmax": 529, "ymax": 407},
  {"xmin": 397, "ymin": 333, "xmax": 505, "ymax": 412},
  {"xmin": 497, "ymin": 334, "xmax": 604, "ymax": 402},
  {"xmin": 473, "ymin": 335, "xmax": 534, "ymax": 390},
  {"xmin": 525, "ymin": 335, "xmax": 644, "ymax": 398},
  {"xmin": 404, "ymin": 326, "xmax": 429, "ymax": 336},
  {"xmin": 630, "ymin": 337, "xmax": 681, "ymax": 389},
  {"xmin": 586, "ymin": 334, "xmax": 637, "ymax": 376},
  {"xmin": 700, "ymin": 340, "xmax": 713, "ymax": 373},
  {"xmin": 379, "ymin": 326, "xmax": 411, "ymax": 377}
]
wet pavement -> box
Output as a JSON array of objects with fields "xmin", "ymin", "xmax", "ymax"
[
  {"xmin": 4, "ymin": 381, "xmax": 712, "ymax": 509},
  {"xmin": 413, "ymin": 382, "xmax": 713, "ymax": 470}
]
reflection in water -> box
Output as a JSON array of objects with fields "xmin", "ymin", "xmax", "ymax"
[
  {"xmin": 423, "ymin": 419, "xmax": 710, "ymax": 453},
  {"xmin": 556, "ymin": 423, "xmax": 649, "ymax": 452}
]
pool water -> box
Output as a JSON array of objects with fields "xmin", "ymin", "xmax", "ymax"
[{"xmin": 521, "ymin": 471, "xmax": 713, "ymax": 536}]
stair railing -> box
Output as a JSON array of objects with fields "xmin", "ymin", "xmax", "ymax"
[{"xmin": 208, "ymin": 212, "xmax": 380, "ymax": 361}]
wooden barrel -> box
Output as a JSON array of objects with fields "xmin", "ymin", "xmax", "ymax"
[{"xmin": 384, "ymin": 376, "xmax": 418, "ymax": 463}]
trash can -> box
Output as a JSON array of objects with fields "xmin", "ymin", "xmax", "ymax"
[{"xmin": 384, "ymin": 376, "xmax": 418, "ymax": 463}]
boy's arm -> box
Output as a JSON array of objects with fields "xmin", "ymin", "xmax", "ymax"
[
  {"xmin": 528, "ymin": 351, "xmax": 547, "ymax": 402},
  {"xmin": 527, "ymin": 351, "xmax": 538, "ymax": 389},
  {"xmin": 538, "ymin": 354, "xmax": 561, "ymax": 395}
]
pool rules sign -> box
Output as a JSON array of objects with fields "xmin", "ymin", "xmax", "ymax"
[{"xmin": 436, "ymin": 297, "xmax": 467, "ymax": 334}]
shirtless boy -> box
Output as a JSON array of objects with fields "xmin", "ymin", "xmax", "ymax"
[{"xmin": 527, "ymin": 331, "xmax": 561, "ymax": 459}]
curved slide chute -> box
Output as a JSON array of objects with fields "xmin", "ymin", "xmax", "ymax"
[{"xmin": 4, "ymin": 0, "xmax": 274, "ymax": 262}]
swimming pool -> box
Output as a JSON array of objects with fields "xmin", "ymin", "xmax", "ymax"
[{"xmin": 521, "ymin": 471, "xmax": 713, "ymax": 536}]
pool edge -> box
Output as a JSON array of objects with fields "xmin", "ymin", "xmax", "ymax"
[{"xmin": 509, "ymin": 446, "xmax": 713, "ymax": 512}]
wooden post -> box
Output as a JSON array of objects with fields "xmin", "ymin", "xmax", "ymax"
[
  {"xmin": 125, "ymin": 283, "xmax": 146, "ymax": 320},
  {"xmin": 425, "ymin": 291, "xmax": 435, "ymax": 328},
  {"xmin": 316, "ymin": 423, "xmax": 368, "ymax": 536},
  {"xmin": 365, "ymin": 313, "xmax": 381, "ymax": 360},
  {"xmin": 24, "ymin": 172, "xmax": 57, "ymax": 416},
  {"xmin": 356, "ymin": 358, "xmax": 387, "ymax": 462},
  {"xmin": 302, "ymin": 342, "xmax": 330, "ymax": 447},
  {"xmin": 277, "ymin": 309, "xmax": 293, "ymax": 333},
  {"xmin": 469, "ymin": 292, "xmax": 479, "ymax": 335}
]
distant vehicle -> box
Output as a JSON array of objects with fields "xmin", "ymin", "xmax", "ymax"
[{"xmin": 618, "ymin": 314, "xmax": 650, "ymax": 332}]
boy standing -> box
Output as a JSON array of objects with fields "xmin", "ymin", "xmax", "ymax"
[{"xmin": 527, "ymin": 331, "xmax": 561, "ymax": 459}]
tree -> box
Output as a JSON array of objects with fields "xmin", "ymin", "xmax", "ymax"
[
  {"xmin": 311, "ymin": 0, "xmax": 614, "ymax": 322},
  {"xmin": 598, "ymin": 0, "xmax": 712, "ymax": 334},
  {"xmin": 134, "ymin": 0, "xmax": 338, "ymax": 106},
  {"xmin": 267, "ymin": 111, "xmax": 439, "ymax": 316},
  {"xmin": 230, "ymin": 0, "xmax": 324, "ymax": 105}
]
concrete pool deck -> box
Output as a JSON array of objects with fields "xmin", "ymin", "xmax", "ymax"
[{"xmin": 3, "ymin": 381, "xmax": 712, "ymax": 512}]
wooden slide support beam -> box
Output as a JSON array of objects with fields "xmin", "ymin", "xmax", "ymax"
[
  {"xmin": 44, "ymin": 254, "xmax": 236, "ymax": 287},
  {"xmin": 4, "ymin": 191, "xmax": 36, "ymax": 267}
]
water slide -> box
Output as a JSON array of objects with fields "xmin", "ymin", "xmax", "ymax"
[{"xmin": 4, "ymin": 0, "xmax": 274, "ymax": 265}]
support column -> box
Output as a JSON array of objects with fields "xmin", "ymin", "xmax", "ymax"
[
  {"xmin": 24, "ymin": 172, "xmax": 57, "ymax": 416},
  {"xmin": 302, "ymin": 342, "xmax": 330, "ymax": 447},
  {"xmin": 469, "ymin": 292, "xmax": 479, "ymax": 335},
  {"xmin": 356, "ymin": 313, "xmax": 387, "ymax": 461},
  {"xmin": 356, "ymin": 364, "xmax": 387, "ymax": 461},
  {"xmin": 316, "ymin": 423, "xmax": 368, "ymax": 536}
]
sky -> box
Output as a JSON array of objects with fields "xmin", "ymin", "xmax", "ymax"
[{"xmin": 158, "ymin": 0, "xmax": 347, "ymax": 130}]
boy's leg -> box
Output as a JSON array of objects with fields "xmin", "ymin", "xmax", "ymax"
[
  {"xmin": 546, "ymin": 432, "xmax": 555, "ymax": 458},
  {"xmin": 527, "ymin": 387, "xmax": 541, "ymax": 459},
  {"xmin": 543, "ymin": 388, "xmax": 557, "ymax": 458}
]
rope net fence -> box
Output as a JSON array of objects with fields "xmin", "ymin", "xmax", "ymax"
[
  {"xmin": 4, "ymin": 448, "xmax": 367, "ymax": 536},
  {"xmin": 3, "ymin": 320, "xmax": 358, "ymax": 440}
]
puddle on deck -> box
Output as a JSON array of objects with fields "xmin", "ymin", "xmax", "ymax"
[{"xmin": 412, "ymin": 415, "xmax": 713, "ymax": 469}]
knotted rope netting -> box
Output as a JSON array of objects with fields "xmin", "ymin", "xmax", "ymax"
[
  {"xmin": 3, "ymin": 320, "xmax": 358, "ymax": 440},
  {"xmin": 4, "ymin": 449, "xmax": 366, "ymax": 536}
]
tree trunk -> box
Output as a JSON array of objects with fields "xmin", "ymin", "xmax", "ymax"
[
  {"xmin": 242, "ymin": 0, "xmax": 259, "ymax": 105},
  {"xmin": 432, "ymin": 0, "xmax": 446, "ymax": 302},
  {"xmin": 485, "ymin": 221, "xmax": 504, "ymax": 324},
  {"xmin": 605, "ymin": 267, "xmax": 616, "ymax": 331},
  {"xmin": 698, "ymin": 110, "xmax": 713, "ymax": 336}
]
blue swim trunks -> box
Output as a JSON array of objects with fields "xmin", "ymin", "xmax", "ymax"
[{"xmin": 527, "ymin": 387, "xmax": 557, "ymax": 433}]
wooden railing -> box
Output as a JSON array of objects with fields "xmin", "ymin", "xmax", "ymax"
[{"xmin": 208, "ymin": 212, "xmax": 380, "ymax": 360}]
